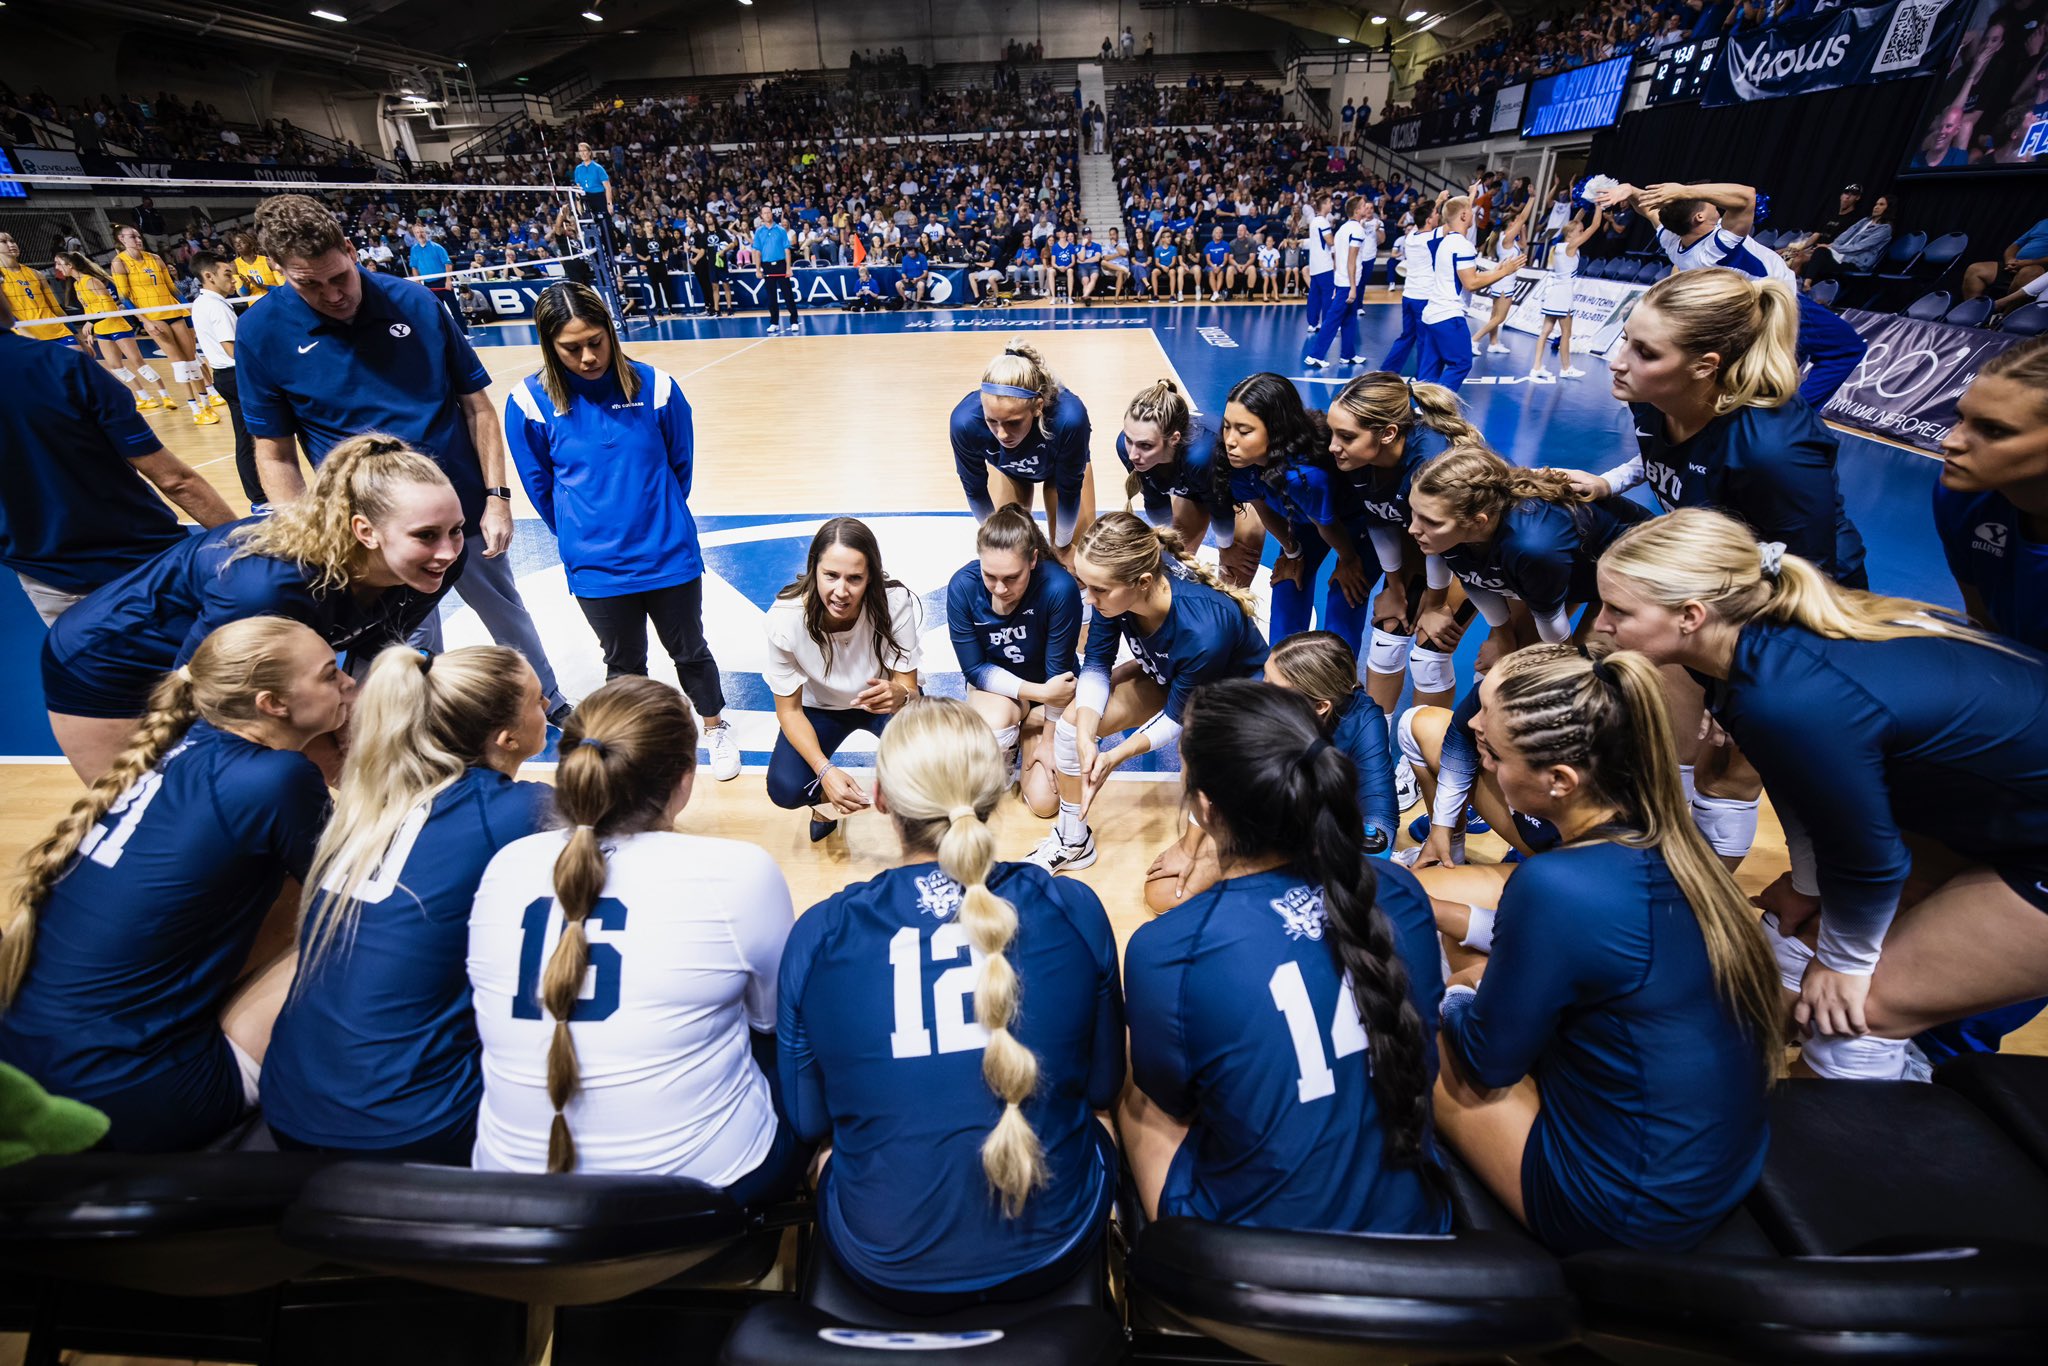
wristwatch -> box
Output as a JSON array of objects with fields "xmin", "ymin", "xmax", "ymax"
[{"xmin": 485, "ymin": 486, "xmax": 513, "ymax": 500}]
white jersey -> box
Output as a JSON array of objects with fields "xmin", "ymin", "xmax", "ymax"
[
  {"xmin": 468, "ymin": 830, "xmax": 794, "ymax": 1181},
  {"xmin": 1656, "ymin": 224, "xmax": 1797, "ymax": 287},
  {"xmin": 1397, "ymin": 229, "xmax": 1440, "ymax": 301},
  {"xmin": 1306, "ymin": 213, "xmax": 1335, "ymax": 276},
  {"xmin": 1422, "ymin": 230, "xmax": 1477, "ymax": 325},
  {"xmin": 1331, "ymin": 219, "xmax": 1370, "ymax": 288}
]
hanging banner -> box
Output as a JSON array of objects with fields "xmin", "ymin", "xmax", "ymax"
[
  {"xmin": 1820, "ymin": 308, "xmax": 2021, "ymax": 452},
  {"xmin": 1704, "ymin": 0, "xmax": 1965, "ymax": 107},
  {"xmin": 472, "ymin": 265, "xmax": 972, "ymax": 319}
]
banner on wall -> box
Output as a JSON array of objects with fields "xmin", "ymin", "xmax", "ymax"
[
  {"xmin": 1464, "ymin": 267, "xmax": 1648, "ymax": 353},
  {"xmin": 1819, "ymin": 307, "xmax": 2019, "ymax": 452},
  {"xmin": 2, "ymin": 144, "xmax": 378, "ymax": 194},
  {"xmin": 1489, "ymin": 84, "xmax": 1527, "ymax": 134},
  {"xmin": 1703, "ymin": 0, "xmax": 1965, "ymax": 107},
  {"xmin": 476, "ymin": 264, "xmax": 971, "ymax": 318}
]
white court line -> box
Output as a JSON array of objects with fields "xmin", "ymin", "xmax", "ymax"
[{"xmin": 674, "ymin": 335, "xmax": 773, "ymax": 382}]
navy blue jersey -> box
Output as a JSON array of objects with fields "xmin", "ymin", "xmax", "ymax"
[
  {"xmin": 1340, "ymin": 422, "xmax": 1449, "ymax": 539},
  {"xmin": 945, "ymin": 558, "xmax": 1082, "ymax": 696},
  {"xmin": 1227, "ymin": 458, "xmax": 1355, "ymax": 534},
  {"xmin": 1628, "ymin": 400, "xmax": 1865, "ymax": 583},
  {"xmin": 1114, "ymin": 413, "xmax": 1235, "ymax": 545},
  {"xmin": 0, "ymin": 330, "xmax": 186, "ymax": 595},
  {"xmin": 1081, "ymin": 576, "xmax": 1269, "ymax": 725},
  {"xmin": 1432, "ymin": 685, "xmax": 1560, "ymax": 853},
  {"xmin": 1441, "ymin": 841, "xmax": 1770, "ymax": 1253},
  {"xmin": 262, "ymin": 768, "xmax": 554, "ymax": 1149},
  {"xmin": 1330, "ymin": 690, "xmax": 1398, "ymax": 850},
  {"xmin": 1440, "ymin": 496, "xmax": 1648, "ymax": 618},
  {"xmin": 1123, "ymin": 863, "xmax": 1449, "ymax": 1233},
  {"xmin": 0, "ymin": 722, "xmax": 328, "ymax": 1134},
  {"xmin": 779, "ymin": 862, "xmax": 1123, "ymax": 1293},
  {"xmin": 42, "ymin": 519, "xmax": 453, "ymax": 717},
  {"xmin": 1932, "ymin": 484, "xmax": 2048, "ymax": 651},
  {"xmin": 949, "ymin": 388, "xmax": 1093, "ymax": 546},
  {"xmin": 1707, "ymin": 622, "xmax": 2048, "ymax": 973}
]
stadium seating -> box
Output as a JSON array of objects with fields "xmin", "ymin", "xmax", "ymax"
[
  {"xmin": 1905, "ymin": 290, "xmax": 1951, "ymax": 321},
  {"xmin": 2001, "ymin": 301, "xmax": 2048, "ymax": 337},
  {"xmin": 1946, "ymin": 295, "xmax": 1994, "ymax": 328},
  {"xmin": 1809, "ymin": 278, "xmax": 1841, "ymax": 309}
]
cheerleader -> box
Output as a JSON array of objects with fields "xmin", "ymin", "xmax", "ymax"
[
  {"xmin": 1529, "ymin": 205, "xmax": 1604, "ymax": 382},
  {"xmin": 0, "ymin": 618, "xmax": 352, "ymax": 1152},
  {"xmin": 1122, "ymin": 679, "xmax": 1446, "ymax": 1233},
  {"xmin": 1469, "ymin": 196, "xmax": 1534, "ymax": 357},
  {"xmin": 1933, "ymin": 338, "xmax": 2047, "ymax": 650},
  {"xmin": 41, "ymin": 435, "xmax": 462, "ymax": 784},
  {"xmin": 51, "ymin": 253, "xmax": 157, "ymax": 410},
  {"xmin": 1037, "ymin": 513, "xmax": 1269, "ymax": 873},
  {"xmin": 1114, "ymin": 379, "xmax": 1249, "ymax": 575},
  {"xmin": 111, "ymin": 225, "xmax": 217, "ymax": 423},
  {"xmin": 1417, "ymin": 197, "xmax": 1524, "ymax": 390},
  {"xmin": 1381, "ymin": 194, "xmax": 1446, "ymax": 377},
  {"xmin": 1434, "ymin": 644, "xmax": 1779, "ymax": 1253},
  {"xmin": 0, "ymin": 232, "xmax": 70, "ymax": 344},
  {"xmin": 949, "ymin": 343, "xmax": 1095, "ymax": 554},
  {"xmin": 1595, "ymin": 509, "xmax": 2048, "ymax": 1081},
  {"xmin": 946, "ymin": 505, "xmax": 1083, "ymax": 819},
  {"xmin": 778, "ymin": 699, "xmax": 1122, "ymax": 1308}
]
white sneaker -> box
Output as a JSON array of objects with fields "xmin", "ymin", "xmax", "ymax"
[
  {"xmin": 765, "ymin": 324, "xmax": 782, "ymax": 335},
  {"xmin": 1394, "ymin": 762, "xmax": 1421, "ymax": 812},
  {"xmin": 705, "ymin": 721, "xmax": 742, "ymax": 781},
  {"xmin": 787, "ymin": 320, "xmax": 801, "ymax": 333},
  {"xmin": 1302, "ymin": 355, "xmax": 1327, "ymax": 369},
  {"xmin": 1529, "ymin": 367, "xmax": 1556, "ymax": 383},
  {"xmin": 1486, "ymin": 342, "xmax": 1510, "ymax": 354},
  {"xmin": 1025, "ymin": 828, "xmax": 1098, "ymax": 873},
  {"xmin": 1345, "ymin": 355, "xmax": 1372, "ymax": 365},
  {"xmin": 1559, "ymin": 366, "xmax": 1586, "ymax": 378},
  {"xmin": 1470, "ymin": 339, "xmax": 1482, "ymax": 356}
]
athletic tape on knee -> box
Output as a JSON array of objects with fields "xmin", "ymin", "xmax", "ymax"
[
  {"xmin": 1800, "ymin": 1031, "xmax": 1911, "ymax": 1081},
  {"xmin": 1396, "ymin": 705, "xmax": 1429, "ymax": 768},
  {"xmin": 1459, "ymin": 904, "xmax": 1496, "ymax": 954},
  {"xmin": 1053, "ymin": 718, "xmax": 1083, "ymax": 776},
  {"xmin": 1366, "ymin": 627, "xmax": 1413, "ymax": 677},
  {"xmin": 1679, "ymin": 763, "xmax": 1697, "ymax": 806},
  {"xmin": 1691, "ymin": 794, "xmax": 1759, "ymax": 859},
  {"xmin": 113, "ymin": 367, "xmax": 136, "ymax": 384},
  {"xmin": 1409, "ymin": 646, "xmax": 1456, "ymax": 694},
  {"xmin": 1760, "ymin": 911, "xmax": 1815, "ymax": 993}
]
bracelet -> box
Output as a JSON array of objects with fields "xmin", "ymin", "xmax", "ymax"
[
  {"xmin": 816, "ymin": 762, "xmax": 838, "ymax": 780},
  {"xmin": 1279, "ymin": 542, "xmax": 1304, "ymax": 560}
]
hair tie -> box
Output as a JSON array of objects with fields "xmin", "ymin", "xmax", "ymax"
[
  {"xmin": 577, "ymin": 737, "xmax": 608, "ymax": 755},
  {"xmin": 574, "ymin": 823, "xmax": 595, "ymax": 834},
  {"xmin": 1297, "ymin": 736, "xmax": 1331, "ymax": 769},
  {"xmin": 1589, "ymin": 656, "xmax": 1617, "ymax": 687},
  {"xmin": 174, "ymin": 665, "xmax": 194, "ymax": 684},
  {"xmin": 1757, "ymin": 541, "xmax": 1787, "ymax": 581},
  {"xmin": 980, "ymin": 381, "xmax": 1040, "ymax": 400},
  {"xmin": 416, "ymin": 648, "xmax": 433, "ymax": 673},
  {"xmin": 947, "ymin": 804, "xmax": 977, "ymax": 824},
  {"xmin": 1404, "ymin": 377, "xmax": 1421, "ymax": 417}
]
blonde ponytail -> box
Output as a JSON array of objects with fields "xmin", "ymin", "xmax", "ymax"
[
  {"xmin": 1076, "ymin": 511, "xmax": 1257, "ymax": 618},
  {"xmin": 1634, "ymin": 269, "xmax": 1801, "ymax": 414},
  {"xmin": 875, "ymin": 699, "xmax": 1045, "ymax": 1215},
  {"xmin": 228, "ymin": 433, "xmax": 454, "ymax": 594}
]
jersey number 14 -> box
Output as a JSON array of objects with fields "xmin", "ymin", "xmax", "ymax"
[{"xmin": 1270, "ymin": 961, "xmax": 1367, "ymax": 1103}]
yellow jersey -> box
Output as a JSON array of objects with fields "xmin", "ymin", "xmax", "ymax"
[
  {"xmin": 0, "ymin": 262, "xmax": 69, "ymax": 341},
  {"xmin": 235, "ymin": 254, "xmax": 285, "ymax": 297},
  {"xmin": 72, "ymin": 272, "xmax": 134, "ymax": 337},
  {"xmin": 115, "ymin": 249, "xmax": 189, "ymax": 321}
]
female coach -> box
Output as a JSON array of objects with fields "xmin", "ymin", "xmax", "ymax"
[
  {"xmin": 950, "ymin": 343, "xmax": 1095, "ymax": 556},
  {"xmin": 507, "ymin": 282, "xmax": 740, "ymax": 780}
]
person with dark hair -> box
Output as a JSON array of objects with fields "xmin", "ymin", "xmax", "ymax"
[
  {"xmin": 1120, "ymin": 678, "xmax": 1446, "ymax": 1233},
  {"xmin": 764, "ymin": 517, "xmax": 924, "ymax": 842},
  {"xmin": 505, "ymin": 281, "xmax": 740, "ymax": 780}
]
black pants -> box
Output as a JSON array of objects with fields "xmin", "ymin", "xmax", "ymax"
[
  {"xmin": 575, "ymin": 578, "xmax": 726, "ymax": 720},
  {"xmin": 762, "ymin": 269, "xmax": 798, "ymax": 324},
  {"xmin": 695, "ymin": 267, "xmax": 716, "ymax": 311},
  {"xmin": 212, "ymin": 366, "xmax": 262, "ymax": 505},
  {"xmin": 646, "ymin": 267, "xmax": 679, "ymax": 314}
]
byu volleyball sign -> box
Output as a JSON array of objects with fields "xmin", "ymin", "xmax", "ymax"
[{"xmin": 1705, "ymin": 0, "xmax": 1962, "ymax": 106}]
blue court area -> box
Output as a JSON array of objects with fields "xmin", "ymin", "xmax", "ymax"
[{"xmin": 0, "ymin": 297, "xmax": 1953, "ymax": 762}]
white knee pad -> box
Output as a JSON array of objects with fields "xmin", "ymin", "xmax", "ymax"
[
  {"xmin": 1800, "ymin": 1030, "xmax": 1911, "ymax": 1081},
  {"xmin": 112, "ymin": 366, "xmax": 136, "ymax": 384},
  {"xmin": 1691, "ymin": 794, "xmax": 1759, "ymax": 859},
  {"xmin": 1366, "ymin": 627, "xmax": 1413, "ymax": 677},
  {"xmin": 994, "ymin": 723, "xmax": 1020, "ymax": 756},
  {"xmin": 1459, "ymin": 904, "xmax": 1496, "ymax": 954},
  {"xmin": 1678, "ymin": 763, "xmax": 1697, "ymax": 806},
  {"xmin": 138, "ymin": 364, "xmax": 162, "ymax": 384},
  {"xmin": 1053, "ymin": 718, "xmax": 1083, "ymax": 776},
  {"xmin": 1409, "ymin": 646, "xmax": 1456, "ymax": 694},
  {"xmin": 1395, "ymin": 705, "xmax": 1430, "ymax": 768},
  {"xmin": 1760, "ymin": 911, "xmax": 1815, "ymax": 993},
  {"xmin": 171, "ymin": 359, "xmax": 194, "ymax": 383}
]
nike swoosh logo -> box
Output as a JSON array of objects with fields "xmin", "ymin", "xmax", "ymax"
[{"xmin": 298, "ymin": 341, "xmax": 321, "ymax": 354}]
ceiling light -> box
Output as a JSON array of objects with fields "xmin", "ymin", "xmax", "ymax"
[
  {"xmin": 1371, "ymin": 14, "xmax": 1388, "ymax": 23},
  {"xmin": 583, "ymin": 8, "xmax": 603, "ymax": 19},
  {"xmin": 1338, "ymin": 37, "xmax": 1351, "ymax": 44},
  {"xmin": 1406, "ymin": 9, "xmax": 1428, "ymax": 19},
  {"xmin": 311, "ymin": 9, "xmax": 347, "ymax": 21}
]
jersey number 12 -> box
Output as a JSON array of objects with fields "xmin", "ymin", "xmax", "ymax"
[
  {"xmin": 888, "ymin": 924, "xmax": 990, "ymax": 1059},
  {"xmin": 1269, "ymin": 961, "xmax": 1367, "ymax": 1103}
]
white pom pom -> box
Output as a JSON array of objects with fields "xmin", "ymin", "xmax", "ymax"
[{"xmin": 1580, "ymin": 174, "xmax": 1619, "ymax": 199}]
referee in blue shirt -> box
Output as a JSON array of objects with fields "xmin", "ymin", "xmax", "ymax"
[
  {"xmin": 406, "ymin": 220, "xmax": 462, "ymax": 336},
  {"xmin": 573, "ymin": 142, "xmax": 616, "ymax": 260},
  {"xmin": 0, "ymin": 292, "xmax": 234, "ymax": 625},
  {"xmin": 236, "ymin": 193, "xmax": 571, "ymax": 722},
  {"xmin": 753, "ymin": 209, "xmax": 799, "ymax": 335}
]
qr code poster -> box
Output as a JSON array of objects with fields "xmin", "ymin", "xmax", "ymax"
[{"xmin": 1873, "ymin": 0, "xmax": 1956, "ymax": 75}]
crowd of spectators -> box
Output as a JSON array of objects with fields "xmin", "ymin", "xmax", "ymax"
[
  {"xmin": 1108, "ymin": 73, "xmax": 1288, "ymax": 127},
  {"xmin": 1, "ymin": 82, "xmax": 374, "ymax": 167}
]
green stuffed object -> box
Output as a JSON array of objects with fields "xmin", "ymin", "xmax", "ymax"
[{"xmin": 0, "ymin": 1062, "xmax": 109, "ymax": 1167}]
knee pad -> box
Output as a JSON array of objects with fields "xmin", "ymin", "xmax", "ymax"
[
  {"xmin": 993, "ymin": 723, "xmax": 1020, "ymax": 756},
  {"xmin": 1678, "ymin": 763, "xmax": 1697, "ymax": 806},
  {"xmin": 1395, "ymin": 705, "xmax": 1430, "ymax": 768},
  {"xmin": 1691, "ymin": 794, "xmax": 1759, "ymax": 859},
  {"xmin": 1366, "ymin": 627, "xmax": 1413, "ymax": 677},
  {"xmin": 138, "ymin": 364, "xmax": 162, "ymax": 384},
  {"xmin": 171, "ymin": 360, "xmax": 194, "ymax": 383},
  {"xmin": 1053, "ymin": 718, "xmax": 1083, "ymax": 776},
  {"xmin": 1799, "ymin": 1030, "xmax": 1911, "ymax": 1081},
  {"xmin": 112, "ymin": 367, "xmax": 136, "ymax": 384},
  {"xmin": 1459, "ymin": 904, "xmax": 1496, "ymax": 954},
  {"xmin": 1409, "ymin": 646, "xmax": 1456, "ymax": 694},
  {"xmin": 1760, "ymin": 911, "xmax": 1815, "ymax": 993}
]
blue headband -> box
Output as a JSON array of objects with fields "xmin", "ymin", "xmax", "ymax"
[
  {"xmin": 980, "ymin": 382, "xmax": 1039, "ymax": 400},
  {"xmin": 578, "ymin": 737, "xmax": 607, "ymax": 755}
]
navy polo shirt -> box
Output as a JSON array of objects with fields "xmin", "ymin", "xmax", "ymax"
[
  {"xmin": 236, "ymin": 270, "xmax": 493, "ymax": 524},
  {"xmin": 0, "ymin": 329, "xmax": 185, "ymax": 594}
]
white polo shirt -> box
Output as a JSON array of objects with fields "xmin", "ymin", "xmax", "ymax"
[{"xmin": 190, "ymin": 289, "xmax": 238, "ymax": 369}]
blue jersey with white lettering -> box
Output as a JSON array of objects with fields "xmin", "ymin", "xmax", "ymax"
[
  {"xmin": 41, "ymin": 519, "xmax": 453, "ymax": 717},
  {"xmin": 1081, "ymin": 576, "xmax": 1269, "ymax": 724},
  {"xmin": 1124, "ymin": 864, "xmax": 1448, "ymax": 1233},
  {"xmin": 262, "ymin": 768, "xmax": 554, "ymax": 1150},
  {"xmin": 1628, "ymin": 400, "xmax": 1866, "ymax": 583},
  {"xmin": 0, "ymin": 721, "xmax": 328, "ymax": 1149},
  {"xmin": 779, "ymin": 862, "xmax": 1123, "ymax": 1293},
  {"xmin": 1440, "ymin": 496, "xmax": 1649, "ymax": 618},
  {"xmin": 1330, "ymin": 690, "xmax": 1398, "ymax": 851},
  {"xmin": 1115, "ymin": 412, "xmax": 1236, "ymax": 545},
  {"xmin": 949, "ymin": 387, "xmax": 1093, "ymax": 546},
  {"xmin": 1204, "ymin": 239, "xmax": 1231, "ymax": 267},
  {"xmin": 1050, "ymin": 242, "xmax": 1077, "ymax": 268},
  {"xmin": 1440, "ymin": 840, "xmax": 1770, "ymax": 1253},
  {"xmin": 1340, "ymin": 422, "xmax": 1449, "ymax": 538},
  {"xmin": 945, "ymin": 558, "xmax": 1082, "ymax": 696},
  {"xmin": 1932, "ymin": 484, "xmax": 2048, "ymax": 651}
]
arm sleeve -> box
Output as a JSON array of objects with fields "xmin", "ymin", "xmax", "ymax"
[
  {"xmin": 1123, "ymin": 928, "xmax": 1197, "ymax": 1119},
  {"xmin": 1729, "ymin": 426, "xmax": 1849, "ymax": 570},
  {"xmin": 1349, "ymin": 702, "xmax": 1399, "ymax": 844},
  {"xmin": 1050, "ymin": 405, "xmax": 1092, "ymax": 548},
  {"xmin": 1440, "ymin": 863, "xmax": 1586, "ymax": 1088},
  {"xmin": 946, "ymin": 570, "xmax": 1007, "ymax": 694},
  {"xmin": 502, "ymin": 392, "xmax": 559, "ymax": 534},
  {"xmin": 731, "ymin": 848, "xmax": 795, "ymax": 1032},
  {"xmin": 1046, "ymin": 573, "xmax": 1083, "ymax": 678},
  {"xmin": 1424, "ymin": 553, "xmax": 1452, "ymax": 590},
  {"xmin": 1432, "ymin": 690, "xmax": 1484, "ymax": 833},
  {"xmin": 1465, "ymin": 583, "xmax": 1512, "ymax": 627},
  {"xmin": 1531, "ymin": 604, "xmax": 1575, "ymax": 643},
  {"xmin": 1135, "ymin": 712, "xmax": 1184, "ymax": 752},
  {"xmin": 1080, "ymin": 611, "xmax": 1120, "ymax": 690},
  {"xmin": 1596, "ymin": 454, "xmax": 1645, "ymax": 495},
  {"xmin": 1368, "ymin": 525, "xmax": 1408, "ymax": 575},
  {"xmin": 1206, "ymin": 498, "xmax": 1238, "ymax": 550},
  {"xmin": 775, "ymin": 927, "xmax": 832, "ymax": 1143}
]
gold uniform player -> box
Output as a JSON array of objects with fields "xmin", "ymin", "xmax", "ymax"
[
  {"xmin": 0, "ymin": 232, "xmax": 71, "ymax": 343},
  {"xmin": 112, "ymin": 225, "xmax": 220, "ymax": 424}
]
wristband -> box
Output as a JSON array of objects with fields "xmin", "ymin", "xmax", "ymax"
[
  {"xmin": 485, "ymin": 486, "xmax": 513, "ymax": 500},
  {"xmin": 1279, "ymin": 541, "xmax": 1304, "ymax": 560}
]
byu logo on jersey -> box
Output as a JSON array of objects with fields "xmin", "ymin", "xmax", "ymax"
[
  {"xmin": 388, "ymin": 322, "xmax": 413, "ymax": 338},
  {"xmin": 1973, "ymin": 522, "xmax": 2009, "ymax": 557},
  {"xmin": 1269, "ymin": 884, "xmax": 1326, "ymax": 941},
  {"xmin": 915, "ymin": 870, "xmax": 964, "ymax": 921}
]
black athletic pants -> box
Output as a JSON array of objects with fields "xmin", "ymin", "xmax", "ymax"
[{"xmin": 574, "ymin": 578, "xmax": 726, "ymax": 720}]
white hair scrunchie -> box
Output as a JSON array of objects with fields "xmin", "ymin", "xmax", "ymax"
[
  {"xmin": 1757, "ymin": 541, "xmax": 1787, "ymax": 581},
  {"xmin": 948, "ymin": 805, "xmax": 977, "ymax": 824}
]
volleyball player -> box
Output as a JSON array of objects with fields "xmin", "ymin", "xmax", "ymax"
[
  {"xmin": 1433, "ymin": 644, "xmax": 1779, "ymax": 1252},
  {"xmin": 507, "ymin": 282, "xmax": 741, "ymax": 779},
  {"xmin": 778, "ymin": 699, "xmax": 1122, "ymax": 1308},
  {"xmin": 1381, "ymin": 193, "xmax": 1446, "ymax": 377},
  {"xmin": 1219, "ymin": 373, "xmax": 1370, "ymax": 650},
  {"xmin": 0, "ymin": 231, "xmax": 70, "ymax": 344},
  {"xmin": 41, "ymin": 435, "xmax": 461, "ymax": 783},
  {"xmin": 52, "ymin": 252, "xmax": 157, "ymax": 409},
  {"xmin": 1396, "ymin": 680, "xmax": 1561, "ymax": 871},
  {"xmin": 229, "ymin": 232, "xmax": 285, "ymax": 299},
  {"xmin": 1326, "ymin": 373, "xmax": 1477, "ymax": 720},
  {"xmin": 764, "ymin": 518, "xmax": 923, "ymax": 843},
  {"xmin": 260, "ymin": 644, "xmax": 550, "ymax": 1161},
  {"xmin": 0, "ymin": 618, "xmax": 351, "ymax": 1152},
  {"xmin": 1529, "ymin": 205, "xmax": 1603, "ymax": 382},
  {"xmin": 1417, "ymin": 197, "xmax": 1524, "ymax": 389},
  {"xmin": 950, "ymin": 343, "xmax": 1095, "ymax": 554},
  {"xmin": 1038, "ymin": 513, "xmax": 1268, "ymax": 872},
  {"xmin": 1121, "ymin": 679, "xmax": 1446, "ymax": 1233},
  {"xmin": 1933, "ymin": 338, "xmax": 2047, "ymax": 650},
  {"xmin": 469, "ymin": 677, "xmax": 802, "ymax": 1202},
  {"xmin": 112, "ymin": 224, "xmax": 217, "ymax": 423},
  {"xmin": 947, "ymin": 506, "xmax": 1081, "ymax": 819},
  {"xmin": 1596, "ymin": 510, "xmax": 2048, "ymax": 1082},
  {"xmin": 1595, "ymin": 179, "xmax": 1866, "ymax": 406},
  {"xmin": 1115, "ymin": 379, "xmax": 1245, "ymax": 570}
]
